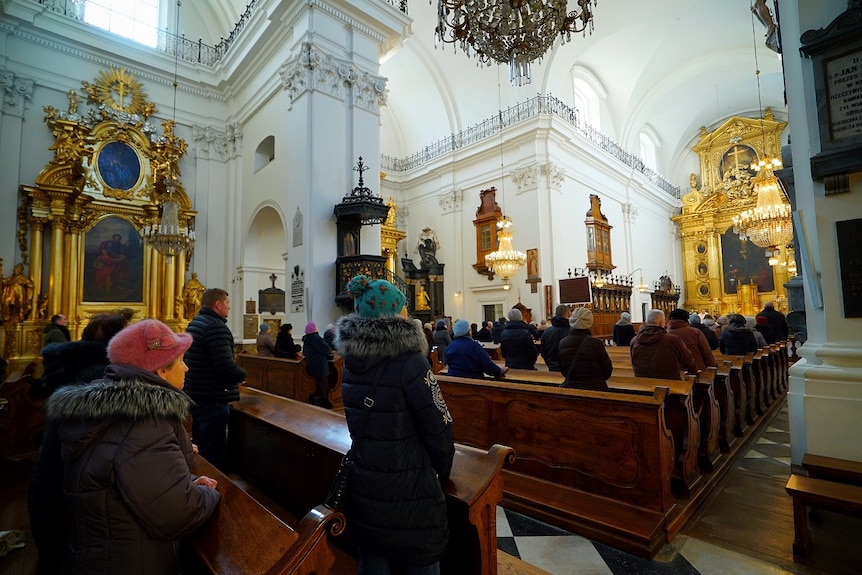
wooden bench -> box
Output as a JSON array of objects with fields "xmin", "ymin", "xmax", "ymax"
[
  {"xmin": 785, "ymin": 474, "xmax": 862, "ymax": 556},
  {"xmin": 226, "ymin": 388, "xmax": 514, "ymax": 575},
  {"xmin": 0, "ymin": 362, "xmax": 43, "ymax": 460},
  {"xmin": 237, "ymin": 354, "xmax": 344, "ymax": 410},
  {"xmin": 803, "ymin": 453, "xmax": 862, "ymax": 486},
  {"xmin": 436, "ymin": 374, "xmax": 675, "ymax": 558},
  {"xmin": 186, "ymin": 455, "xmax": 346, "ymax": 574},
  {"xmin": 498, "ymin": 366, "xmax": 704, "ymax": 497}
]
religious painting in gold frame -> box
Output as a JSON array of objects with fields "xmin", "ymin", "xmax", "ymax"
[{"xmin": 82, "ymin": 217, "xmax": 144, "ymax": 303}]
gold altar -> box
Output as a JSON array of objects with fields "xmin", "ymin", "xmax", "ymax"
[
  {"xmin": 673, "ymin": 110, "xmax": 793, "ymax": 317},
  {"xmin": 1, "ymin": 68, "xmax": 195, "ymax": 372}
]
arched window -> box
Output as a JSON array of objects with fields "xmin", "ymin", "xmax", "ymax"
[
  {"xmin": 638, "ymin": 125, "xmax": 661, "ymax": 172},
  {"xmin": 255, "ymin": 136, "xmax": 276, "ymax": 173},
  {"xmin": 570, "ymin": 66, "xmax": 605, "ymax": 132},
  {"xmin": 85, "ymin": 0, "xmax": 161, "ymax": 47}
]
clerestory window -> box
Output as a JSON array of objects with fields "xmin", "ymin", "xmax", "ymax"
[{"xmin": 85, "ymin": 0, "xmax": 161, "ymax": 48}]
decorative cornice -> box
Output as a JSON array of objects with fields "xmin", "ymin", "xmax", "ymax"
[
  {"xmin": 0, "ymin": 70, "xmax": 34, "ymax": 117},
  {"xmin": 192, "ymin": 122, "xmax": 243, "ymax": 160},
  {"xmin": 281, "ymin": 0, "xmax": 387, "ymax": 45},
  {"xmin": 279, "ymin": 43, "xmax": 387, "ymax": 112},
  {"xmin": 438, "ymin": 188, "xmax": 463, "ymax": 214},
  {"xmin": 6, "ymin": 26, "xmax": 224, "ymax": 102}
]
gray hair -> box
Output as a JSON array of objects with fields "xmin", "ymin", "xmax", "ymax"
[
  {"xmin": 507, "ymin": 308, "xmax": 523, "ymax": 322},
  {"xmin": 554, "ymin": 304, "xmax": 571, "ymax": 318},
  {"xmin": 646, "ymin": 309, "xmax": 665, "ymax": 326}
]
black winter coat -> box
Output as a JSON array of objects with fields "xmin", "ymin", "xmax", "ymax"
[
  {"xmin": 335, "ymin": 315, "xmax": 454, "ymax": 566},
  {"xmin": 40, "ymin": 340, "xmax": 110, "ymax": 394},
  {"xmin": 539, "ymin": 316, "xmax": 570, "ymax": 371},
  {"xmin": 29, "ymin": 364, "xmax": 219, "ymax": 575},
  {"xmin": 719, "ymin": 326, "xmax": 759, "ymax": 355},
  {"xmin": 302, "ymin": 332, "xmax": 331, "ymax": 379},
  {"xmin": 500, "ymin": 320, "xmax": 538, "ymax": 369},
  {"xmin": 558, "ymin": 329, "xmax": 613, "ymax": 390},
  {"xmin": 183, "ymin": 308, "xmax": 246, "ymax": 404}
]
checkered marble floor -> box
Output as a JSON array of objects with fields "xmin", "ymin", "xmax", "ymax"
[{"xmin": 496, "ymin": 403, "xmax": 796, "ymax": 575}]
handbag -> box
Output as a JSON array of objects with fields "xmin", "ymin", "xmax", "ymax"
[{"xmin": 324, "ymin": 365, "xmax": 384, "ymax": 511}]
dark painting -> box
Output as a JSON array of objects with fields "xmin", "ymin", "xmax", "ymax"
[
  {"xmin": 83, "ymin": 217, "xmax": 144, "ymax": 303},
  {"xmin": 837, "ymin": 218, "xmax": 862, "ymax": 317},
  {"xmin": 720, "ymin": 228, "xmax": 774, "ymax": 294},
  {"xmin": 97, "ymin": 141, "xmax": 142, "ymax": 191}
]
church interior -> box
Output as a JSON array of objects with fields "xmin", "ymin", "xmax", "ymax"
[{"xmin": 1, "ymin": 0, "xmax": 862, "ymax": 573}]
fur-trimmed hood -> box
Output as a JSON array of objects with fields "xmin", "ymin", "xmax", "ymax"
[
  {"xmin": 46, "ymin": 370, "xmax": 191, "ymax": 424},
  {"xmin": 335, "ymin": 314, "xmax": 428, "ymax": 372}
]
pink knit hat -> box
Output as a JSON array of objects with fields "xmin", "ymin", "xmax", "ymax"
[
  {"xmin": 107, "ymin": 319, "xmax": 193, "ymax": 373},
  {"xmin": 305, "ymin": 321, "xmax": 317, "ymax": 335}
]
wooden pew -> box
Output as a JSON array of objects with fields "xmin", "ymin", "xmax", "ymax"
[
  {"xmin": 237, "ymin": 354, "xmax": 344, "ymax": 410},
  {"xmin": 0, "ymin": 362, "xmax": 44, "ymax": 459},
  {"xmin": 711, "ymin": 361, "xmax": 737, "ymax": 452},
  {"xmin": 436, "ymin": 374, "xmax": 676, "ymax": 558},
  {"xmin": 226, "ymin": 388, "xmax": 514, "ymax": 575},
  {"xmin": 187, "ymin": 455, "xmax": 346, "ymax": 575},
  {"xmin": 499, "ymin": 366, "xmax": 704, "ymax": 497},
  {"xmin": 785, "ymin": 455, "xmax": 862, "ymax": 557},
  {"xmin": 803, "ymin": 453, "xmax": 862, "ymax": 486}
]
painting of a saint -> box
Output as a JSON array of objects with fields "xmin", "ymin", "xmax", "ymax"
[
  {"xmin": 720, "ymin": 228, "xmax": 774, "ymax": 294},
  {"xmin": 526, "ymin": 248, "xmax": 539, "ymax": 279},
  {"xmin": 84, "ymin": 218, "xmax": 143, "ymax": 302}
]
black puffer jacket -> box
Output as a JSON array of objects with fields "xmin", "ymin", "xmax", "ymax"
[
  {"xmin": 40, "ymin": 340, "xmax": 110, "ymax": 394},
  {"xmin": 558, "ymin": 329, "xmax": 613, "ymax": 390},
  {"xmin": 500, "ymin": 320, "xmax": 538, "ymax": 369},
  {"xmin": 183, "ymin": 307, "xmax": 246, "ymax": 404},
  {"xmin": 28, "ymin": 364, "xmax": 219, "ymax": 575},
  {"xmin": 335, "ymin": 315, "xmax": 454, "ymax": 567},
  {"xmin": 719, "ymin": 326, "xmax": 759, "ymax": 355},
  {"xmin": 302, "ymin": 331, "xmax": 331, "ymax": 379},
  {"xmin": 539, "ymin": 315, "xmax": 570, "ymax": 371}
]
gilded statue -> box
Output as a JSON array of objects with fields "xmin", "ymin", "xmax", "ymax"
[
  {"xmin": 182, "ymin": 272, "xmax": 206, "ymax": 319},
  {"xmin": 1, "ymin": 263, "xmax": 35, "ymax": 322},
  {"xmin": 415, "ymin": 284, "xmax": 431, "ymax": 311},
  {"xmin": 67, "ymin": 89, "xmax": 80, "ymax": 115}
]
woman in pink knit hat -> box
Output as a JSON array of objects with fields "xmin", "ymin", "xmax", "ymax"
[{"xmin": 29, "ymin": 319, "xmax": 220, "ymax": 575}]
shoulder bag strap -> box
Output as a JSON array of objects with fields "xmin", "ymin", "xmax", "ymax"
[
  {"xmin": 563, "ymin": 336, "xmax": 589, "ymax": 382},
  {"xmin": 346, "ymin": 363, "xmax": 385, "ymax": 455}
]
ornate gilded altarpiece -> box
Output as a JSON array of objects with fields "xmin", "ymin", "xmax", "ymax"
[
  {"xmin": 3, "ymin": 67, "xmax": 195, "ymax": 368},
  {"xmin": 673, "ymin": 110, "xmax": 793, "ymax": 316}
]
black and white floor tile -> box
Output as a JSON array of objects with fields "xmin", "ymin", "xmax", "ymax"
[{"xmin": 496, "ymin": 404, "xmax": 796, "ymax": 575}]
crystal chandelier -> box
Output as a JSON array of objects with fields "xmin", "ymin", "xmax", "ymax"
[
  {"xmin": 731, "ymin": 159, "xmax": 793, "ymax": 251},
  {"xmin": 732, "ymin": 3, "xmax": 793, "ymax": 258},
  {"xmin": 141, "ymin": 0, "xmax": 194, "ymax": 262},
  {"xmin": 434, "ymin": 0, "xmax": 597, "ymax": 86},
  {"xmin": 485, "ymin": 216, "xmax": 526, "ymax": 288},
  {"xmin": 142, "ymin": 177, "xmax": 195, "ymax": 260}
]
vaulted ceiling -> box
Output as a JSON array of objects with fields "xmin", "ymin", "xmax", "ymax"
[{"xmin": 202, "ymin": 0, "xmax": 787, "ymax": 188}]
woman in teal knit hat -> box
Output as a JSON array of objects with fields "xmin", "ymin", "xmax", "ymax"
[{"xmin": 334, "ymin": 275, "xmax": 455, "ymax": 574}]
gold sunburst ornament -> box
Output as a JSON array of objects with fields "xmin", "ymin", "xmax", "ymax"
[{"xmin": 90, "ymin": 68, "xmax": 148, "ymax": 114}]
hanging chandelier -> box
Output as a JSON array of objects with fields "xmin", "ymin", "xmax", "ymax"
[
  {"xmin": 731, "ymin": 158, "xmax": 793, "ymax": 251},
  {"xmin": 141, "ymin": 0, "xmax": 194, "ymax": 261},
  {"xmin": 141, "ymin": 177, "xmax": 195, "ymax": 260},
  {"xmin": 732, "ymin": 1, "xmax": 793, "ymax": 259},
  {"xmin": 434, "ymin": 0, "xmax": 597, "ymax": 86},
  {"xmin": 485, "ymin": 216, "xmax": 526, "ymax": 288}
]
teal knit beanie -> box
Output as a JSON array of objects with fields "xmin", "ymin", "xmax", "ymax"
[{"xmin": 347, "ymin": 275, "xmax": 406, "ymax": 318}]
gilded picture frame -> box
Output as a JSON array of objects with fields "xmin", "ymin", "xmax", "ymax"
[{"xmin": 82, "ymin": 217, "xmax": 144, "ymax": 303}]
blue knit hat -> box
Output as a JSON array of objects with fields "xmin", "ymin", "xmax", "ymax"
[
  {"xmin": 347, "ymin": 275, "xmax": 406, "ymax": 318},
  {"xmin": 453, "ymin": 319, "xmax": 470, "ymax": 337}
]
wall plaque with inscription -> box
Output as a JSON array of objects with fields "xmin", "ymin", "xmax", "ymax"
[
  {"xmin": 801, "ymin": 6, "xmax": 862, "ymax": 188},
  {"xmin": 836, "ymin": 218, "xmax": 862, "ymax": 318},
  {"xmin": 825, "ymin": 49, "xmax": 862, "ymax": 142}
]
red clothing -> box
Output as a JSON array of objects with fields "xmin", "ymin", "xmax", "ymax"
[
  {"xmin": 630, "ymin": 325, "xmax": 698, "ymax": 380},
  {"xmin": 667, "ymin": 319, "xmax": 716, "ymax": 372}
]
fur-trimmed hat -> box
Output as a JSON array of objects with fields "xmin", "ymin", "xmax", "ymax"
[
  {"xmin": 453, "ymin": 319, "xmax": 470, "ymax": 337},
  {"xmin": 107, "ymin": 319, "xmax": 192, "ymax": 373},
  {"xmin": 347, "ymin": 275, "xmax": 406, "ymax": 318},
  {"xmin": 569, "ymin": 307, "xmax": 594, "ymax": 330}
]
